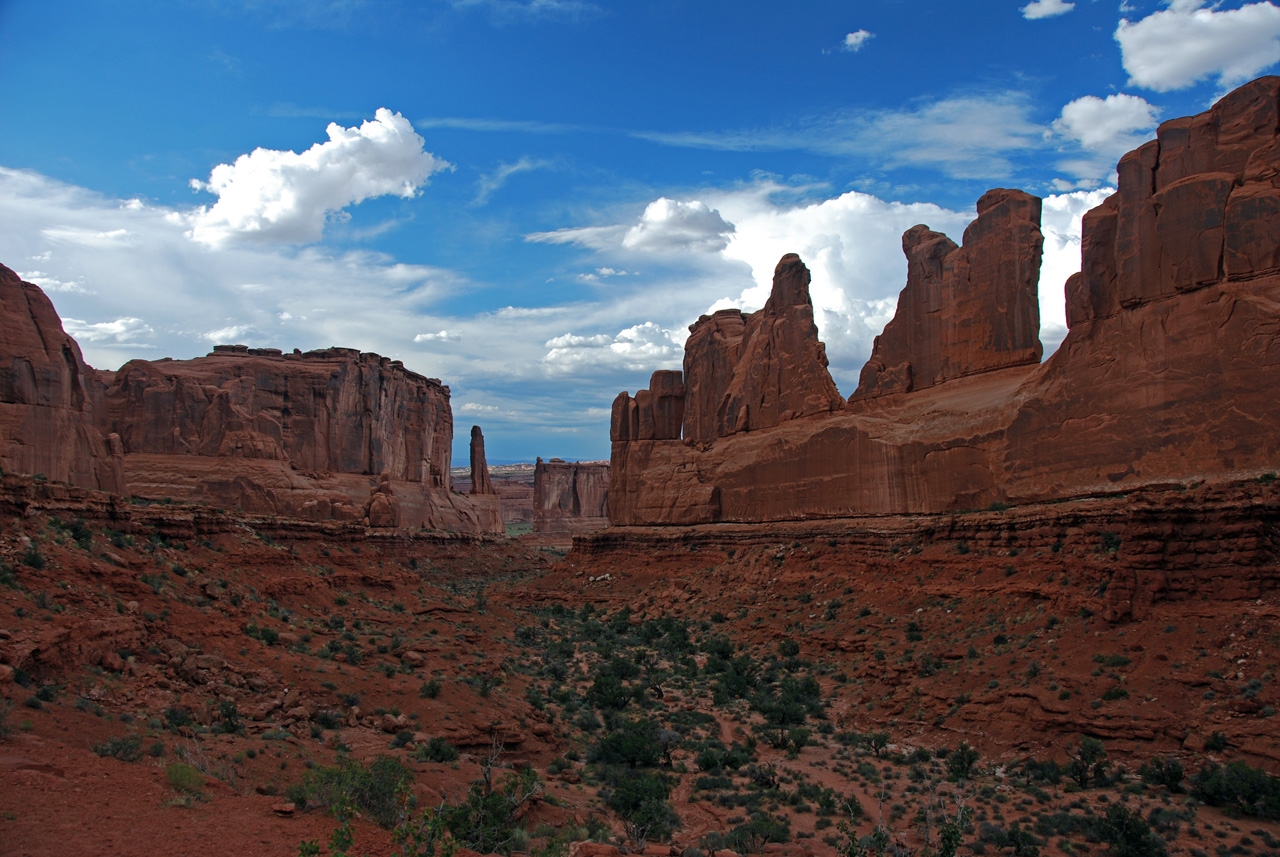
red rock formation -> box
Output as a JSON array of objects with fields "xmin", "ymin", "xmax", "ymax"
[
  {"xmin": 681, "ymin": 309, "xmax": 747, "ymax": 445},
  {"xmin": 711, "ymin": 254, "xmax": 845, "ymax": 435},
  {"xmin": 854, "ymin": 189, "xmax": 1044, "ymax": 399},
  {"xmin": 0, "ymin": 269, "xmax": 501, "ymax": 533},
  {"xmin": 0, "ymin": 265, "xmax": 123, "ymax": 492},
  {"xmin": 91, "ymin": 346, "xmax": 502, "ymax": 533},
  {"xmin": 469, "ymin": 425, "xmax": 494, "ymax": 495},
  {"xmin": 533, "ymin": 458, "xmax": 608, "ymax": 537},
  {"xmin": 609, "ymin": 76, "xmax": 1280, "ymax": 528}
]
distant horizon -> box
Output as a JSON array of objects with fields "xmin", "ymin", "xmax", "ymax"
[{"xmin": 3, "ymin": 0, "xmax": 1276, "ymax": 464}]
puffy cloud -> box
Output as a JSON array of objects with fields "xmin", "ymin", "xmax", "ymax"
[
  {"xmin": 1021, "ymin": 0, "xmax": 1074, "ymax": 19},
  {"xmin": 842, "ymin": 30, "xmax": 874, "ymax": 51},
  {"xmin": 414, "ymin": 330, "xmax": 463, "ymax": 342},
  {"xmin": 621, "ymin": 198, "xmax": 736, "ymax": 253},
  {"xmin": 529, "ymin": 197, "xmax": 735, "ymax": 254},
  {"xmin": 1116, "ymin": 1, "xmax": 1280, "ymax": 92},
  {"xmin": 63, "ymin": 316, "xmax": 154, "ymax": 344},
  {"xmin": 1054, "ymin": 94, "xmax": 1159, "ymax": 151},
  {"xmin": 187, "ymin": 109, "xmax": 451, "ymax": 247},
  {"xmin": 1039, "ymin": 188, "xmax": 1115, "ymax": 352},
  {"xmin": 543, "ymin": 323, "xmax": 686, "ymax": 373},
  {"xmin": 204, "ymin": 324, "xmax": 254, "ymax": 343},
  {"xmin": 1052, "ymin": 93, "xmax": 1160, "ymax": 179}
]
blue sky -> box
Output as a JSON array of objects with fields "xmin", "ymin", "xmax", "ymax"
[{"xmin": 2, "ymin": 0, "xmax": 1279, "ymax": 464}]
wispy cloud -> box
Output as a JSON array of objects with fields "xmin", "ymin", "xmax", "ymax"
[
  {"xmin": 473, "ymin": 157, "xmax": 552, "ymax": 205},
  {"xmin": 628, "ymin": 91, "xmax": 1045, "ymax": 180},
  {"xmin": 450, "ymin": 0, "xmax": 603, "ymax": 24}
]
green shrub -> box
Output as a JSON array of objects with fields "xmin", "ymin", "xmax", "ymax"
[
  {"xmin": 1139, "ymin": 757, "xmax": 1184, "ymax": 792},
  {"xmin": 94, "ymin": 733, "xmax": 143, "ymax": 762},
  {"xmin": 289, "ymin": 755, "xmax": 412, "ymax": 828},
  {"xmin": 589, "ymin": 718, "xmax": 663, "ymax": 768},
  {"xmin": 166, "ymin": 761, "xmax": 206, "ymax": 796},
  {"xmin": 1190, "ymin": 761, "xmax": 1280, "ymax": 820},
  {"xmin": 418, "ymin": 737, "xmax": 459, "ymax": 763}
]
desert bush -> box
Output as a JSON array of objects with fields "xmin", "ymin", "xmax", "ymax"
[
  {"xmin": 94, "ymin": 733, "xmax": 144, "ymax": 762},
  {"xmin": 1190, "ymin": 760, "xmax": 1280, "ymax": 820},
  {"xmin": 1139, "ymin": 756, "xmax": 1184, "ymax": 792},
  {"xmin": 589, "ymin": 717, "xmax": 663, "ymax": 768},
  {"xmin": 166, "ymin": 761, "xmax": 206, "ymax": 796},
  {"xmin": 417, "ymin": 737, "xmax": 459, "ymax": 763},
  {"xmin": 289, "ymin": 755, "xmax": 412, "ymax": 828}
]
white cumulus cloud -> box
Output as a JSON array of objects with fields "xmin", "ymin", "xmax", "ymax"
[
  {"xmin": 621, "ymin": 198, "xmax": 736, "ymax": 253},
  {"xmin": 187, "ymin": 108, "xmax": 451, "ymax": 247},
  {"xmin": 842, "ymin": 30, "xmax": 874, "ymax": 51},
  {"xmin": 1052, "ymin": 93, "xmax": 1160, "ymax": 180},
  {"xmin": 1022, "ymin": 0, "xmax": 1075, "ymax": 19},
  {"xmin": 414, "ymin": 330, "xmax": 462, "ymax": 342},
  {"xmin": 63, "ymin": 316, "xmax": 154, "ymax": 344},
  {"xmin": 1039, "ymin": 188, "xmax": 1115, "ymax": 351},
  {"xmin": 543, "ymin": 322, "xmax": 687, "ymax": 373},
  {"xmin": 1116, "ymin": 0, "xmax": 1280, "ymax": 92}
]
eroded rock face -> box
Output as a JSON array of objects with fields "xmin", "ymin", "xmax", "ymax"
[
  {"xmin": 854, "ymin": 189, "xmax": 1044, "ymax": 399},
  {"xmin": 711, "ymin": 254, "xmax": 845, "ymax": 435},
  {"xmin": 609, "ymin": 76, "xmax": 1280, "ymax": 527},
  {"xmin": 533, "ymin": 458, "xmax": 608, "ymax": 536},
  {"xmin": 1068, "ymin": 76, "xmax": 1280, "ymax": 325},
  {"xmin": 0, "ymin": 265, "xmax": 123, "ymax": 492},
  {"xmin": 0, "ymin": 270, "xmax": 501, "ymax": 533},
  {"xmin": 469, "ymin": 425, "xmax": 494, "ymax": 495}
]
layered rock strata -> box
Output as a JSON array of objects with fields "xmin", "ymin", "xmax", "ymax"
[
  {"xmin": 0, "ymin": 270, "xmax": 501, "ymax": 533},
  {"xmin": 609, "ymin": 76, "xmax": 1280, "ymax": 528}
]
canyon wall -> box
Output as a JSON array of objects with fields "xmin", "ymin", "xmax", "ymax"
[
  {"xmin": 610, "ymin": 76, "xmax": 1280, "ymax": 527},
  {"xmin": 533, "ymin": 458, "xmax": 609, "ymax": 537},
  {"xmin": 0, "ymin": 265, "xmax": 123, "ymax": 493},
  {"xmin": 0, "ymin": 271, "xmax": 502, "ymax": 533}
]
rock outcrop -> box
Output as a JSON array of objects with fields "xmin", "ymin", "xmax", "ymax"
[
  {"xmin": 0, "ymin": 265, "xmax": 123, "ymax": 493},
  {"xmin": 0, "ymin": 269, "xmax": 502, "ymax": 533},
  {"xmin": 533, "ymin": 458, "xmax": 609, "ymax": 537},
  {"xmin": 469, "ymin": 426, "xmax": 494, "ymax": 495},
  {"xmin": 853, "ymin": 189, "xmax": 1044, "ymax": 399},
  {"xmin": 609, "ymin": 76, "xmax": 1280, "ymax": 528}
]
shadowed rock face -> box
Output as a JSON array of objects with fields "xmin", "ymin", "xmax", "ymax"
[
  {"xmin": 853, "ymin": 189, "xmax": 1044, "ymax": 399},
  {"xmin": 0, "ymin": 264, "xmax": 123, "ymax": 492},
  {"xmin": 609, "ymin": 76, "xmax": 1280, "ymax": 527},
  {"xmin": 533, "ymin": 458, "xmax": 608, "ymax": 536}
]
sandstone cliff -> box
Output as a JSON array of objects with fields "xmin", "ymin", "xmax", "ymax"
[
  {"xmin": 0, "ymin": 270, "xmax": 502, "ymax": 533},
  {"xmin": 533, "ymin": 458, "xmax": 609, "ymax": 537},
  {"xmin": 853, "ymin": 189, "xmax": 1044, "ymax": 399},
  {"xmin": 0, "ymin": 264, "xmax": 123, "ymax": 493},
  {"xmin": 609, "ymin": 76, "xmax": 1280, "ymax": 527}
]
